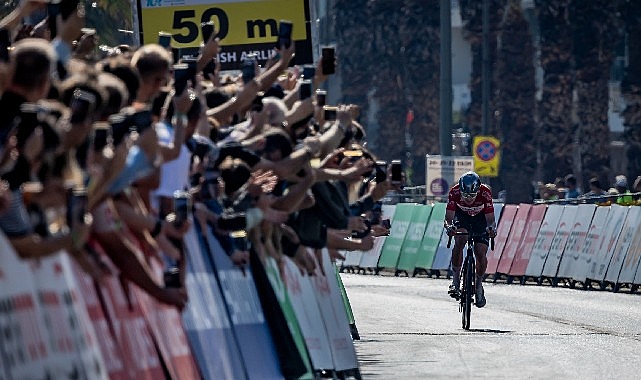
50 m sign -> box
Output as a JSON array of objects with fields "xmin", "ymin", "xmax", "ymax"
[{"xmin": 140, "ymin": 0, "xmax": 312, "ymax": 70}]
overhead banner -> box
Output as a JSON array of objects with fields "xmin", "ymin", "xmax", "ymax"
[
  {"xmin": 139, "ymin": 0, "xmax": 313, "ymax": 69},
  {"xmin": 425, "ymin": 155, "xmax": 474, "ymax": 198},
  {"xmin": 472, "ymin": 136, "xmax": 500, "ymax": 177}
]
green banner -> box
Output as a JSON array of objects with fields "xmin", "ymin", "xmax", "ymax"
[
  {"xmin": 377, "ymin": 203, "xmax": 416, "ymax": 269},
  {"xmin": 396, "ymin": 205, "xmax": 433, "ymax": 272},
  {"xmin": 264, "ymin": 257, "xmax": 314, "ymax": 379},
  {"xmin": 415, "ymin": 203, "xmax": 447, "ymax": 270}
]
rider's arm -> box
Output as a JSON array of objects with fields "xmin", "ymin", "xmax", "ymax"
[
  {"xmin": 485, "ymin": 212, "xmax": 496, "ymax": 230},
  {"xmin": 444, "ymin": 209, "xmax": 455, "ymax": 229}
]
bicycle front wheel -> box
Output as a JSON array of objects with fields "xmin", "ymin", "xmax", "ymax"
[{"xmin": 461, "ymin": 256, "xmax": 474, "ymax": 330}]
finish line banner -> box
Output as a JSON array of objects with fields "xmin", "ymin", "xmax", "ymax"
[{"xmin": 140, "ymin": 0, "xmax": 313, "ymax": 70}]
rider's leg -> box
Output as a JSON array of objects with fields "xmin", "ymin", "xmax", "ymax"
[
  {"xmin": 473, "ymin": 242, "xmax": 488, "ymax": 307},
  {"xmin": 451, "ymin": 234, "xmax": 466, "ymax": 282}
]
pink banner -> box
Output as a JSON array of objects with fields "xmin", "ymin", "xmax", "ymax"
[
  {"xmin": 486, "ymin": 205, "xmax": 518, "ymax": 274},
  {"xmin": 509, "ymin": 205, "xmax": 547, "ymax": 276},
  {"xmin": 496, "ymin": 204, "xmax": 532, "ymax": 275}
]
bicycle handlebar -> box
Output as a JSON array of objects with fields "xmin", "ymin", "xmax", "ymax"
[{"xmin": 446, "ymin": 230, "xmax": 495, "ymax": 251}]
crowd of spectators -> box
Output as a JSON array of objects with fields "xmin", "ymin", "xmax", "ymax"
[{"xmin": 0, "ymin": 0, "xmax": 394, "ymax": 311}]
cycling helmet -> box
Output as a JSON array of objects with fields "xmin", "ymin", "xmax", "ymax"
[{"xmin": 459, "ymin": 171, "xmax": 481, "ymax": 200}]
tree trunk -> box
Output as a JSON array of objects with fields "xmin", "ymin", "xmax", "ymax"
[{"xmin": 620, "ymin": 1, "xmax": 641, "ymax": 180}]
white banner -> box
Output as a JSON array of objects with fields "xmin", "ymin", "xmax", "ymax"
[
  {"xmin": 556, "ymin": 204, "xmax": 596, "ymax": 279},
  {"xmin": 541, "ymin": 206, "xmax": 579, "ymax": 278},
  {"xmin": 425, "ymin": 155, "xmax": 474, "ymax": 198},
  {"xmin": 605, "ymin": 207, "xmax": 641, "ymax": 284},
  {"xmin": 525, "ymin": 205, "xmax": 563, "ymax": 278},
  {"xmin": 573, "ymin": 206, "xmax": 610, "ymax": 283}
]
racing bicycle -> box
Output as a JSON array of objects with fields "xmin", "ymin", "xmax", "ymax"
[{"xmin": 447, "ymin": 228, "xmax": 494, "ymax": 330}]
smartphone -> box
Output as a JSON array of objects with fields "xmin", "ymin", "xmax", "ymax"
[
  {"xmin": 231, "ymin": 230, "xmax": 248, "ymax": 251},
  {"xmin": 130, "ymin": 110, "xmax": 153, "ymax": 134},
  {"xmin": 391, "ymin": 159, "xmax": 402, "ymax": 184},
  {"xmin": 241, "ymin": 54, "xmax": 257, "ymax": 84},
  {"xmin": 47, "ymin": 2, "xmax": 60, "ymax": 38},
  {"xmin": 164, "ymin": 266, "xmax": 181, "ymax": 288},
  {"xmin": 16, "ymin": 103, "xmax": 40, "ymax": 148},
  {"xmin": 276, "ymin": 20, "xmax": 293, "ymax": 49},
  {"xmin": 93, "ymin": 127, "xmax": 108, "ymax": 152},
  {"xmin": 66, "ymin": 187, "xmax": 88, "ymax": 227},
  {"xmin": 201, "ymin": 21, "xmax": 216, "ymax": 43},
  {"xmin": 158, "ymin": 32, "xmax": 172, "ymax": 48},
  {"xmin": 299, "ymin": 80, "xmax": 312, "ymax": 100},
  {"xmin": 60, "ymin": 0, "xmax": 80, "ymax": 20},
  {"xmin": 375, "ymin": 160, "xmax": 388, "ymax": 183},
  {"xmin": 323, "ymin": 106, "xmax": 338, "ymax": 121},
  {"xmin": 0, "ymin": 28, "xmax": 10, "ymax": 62},
  {"xmin": 302, "ymin": 64, "xmax": 315, "ymax": 80},
  {"xmin": 321, "ymin": 46, "xmax": 336, "ymax": 75},
  {"xmin": 173, "ymin": 63, "xmax": 190, "ymax": 95},
  {"xmin": 108, "ymin": 113, "xmax": 131, "ymax": 146},
  {"xmin": 181, "ymin": 56, "xmax": 198, "ymax": 84},
  {"xmin": 173, "ymin": 190, "xmax": 191, "ymax": 227},
  {"xmin": 315, "ymin": 89, "xmax": 326, "ymax": 107},
  {"xmin": 69, "ymin": 89, "xmax": 96, "ymax": 124}
]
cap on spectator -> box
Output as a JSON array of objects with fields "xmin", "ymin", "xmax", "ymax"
[{"xmin": 615, "ymin": 175, "xmax": 627, "ymax": 188}]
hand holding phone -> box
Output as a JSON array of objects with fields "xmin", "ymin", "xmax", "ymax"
[
  {"xmin": 173, "ymin": 63, "xmax": 190, "ymax": 95},
  {"xmin": 276, "ymin": 20, "xmax": 293, "ymax": 49},
  {"xmin": 66, "ymin": 187, "xmax": 88, "ymax": 228},
  {"xmin": 323, "ymin": 106, "xmax": 338, "ymax": 121},
  {"xmin": 391, "ymin": 160, "xmax": 402, "ymax": 184},
  {"xmin": 315, "ymin": 89, "xmax": 327, "ymax": 107},
  {"xmin": 158, "ymin": 32, "xmax": 172, "ymax": 48},
  {"xmin": 299, "ymin": 80, "xmax": 312, "ymax": 100}
]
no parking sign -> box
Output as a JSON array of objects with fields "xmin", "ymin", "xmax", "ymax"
[{"xmin": 473, "ymin": 136, "xmax": 501, "ymax": 177}]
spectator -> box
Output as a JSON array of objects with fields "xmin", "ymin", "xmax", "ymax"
[
  {"xmin": 540, "ymin": 183, "xmax": 559, "ymax": 201},
  {"xmin": 580, "ymin": 177, "xmax": 607, "ymax": 204},
  {"xmin": 564, "ymin": 174, "xmax": 580, "ymax": 199},
  {"xmin": 614, "ymin": 175, "xmax": 633, "ymax": 205}
]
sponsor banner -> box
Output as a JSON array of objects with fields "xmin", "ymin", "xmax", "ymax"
[
  {"xmin": 557, "ymin": 205, "xmax": 597, "ymax": 280},
  {"xmin": 509, "ymin": 204, "xmax": 547, "ymax": 277},
  {"xmin": 588, "ymin": 205, "xmax": 628, "ymax": 281},
  {"xmin": 283, "ymin": 255, "xmax": 333, "ymax": 371},
  {"xmin": 574, "ymin": 206, "xmax": 611, "ymax": 283},
  {"xmin": 472, "ymin": 136, "xmax": 501, "ymax": 177},
  {"xmin": 334, "ymin": 265, "xmax": 356, "ymax": 327},
  {"xmin": 377, "ymin": 203, "xmax": 416, "ymax": 270},
  {"xmin": 134, "ymin": 257, "xmax": 200, "ymax": 380},
  {"xmin": 340, "ymin": 248, "xmax": 363, "ymax": 268},
  {"xmin": 496, "ymin": 204, "xmax": 532, "ymax": 275},
  {"xmin": 396, "ymin": 205, "xmax": 432, "ymax": 272},
  {"xmin": 605, "ymin": 207, "xmax": 641, "ymax": 284},
  {"xmin": 0, "ymin": 233, "xmax": 50, "ymax": 380},
  {"xmin": 525, "ymin": 205, "xmax": 564, "ymax": 278},
  {"xmin": 203, "ymin": 228, "xmax": 283, "ymax": 379},
  {"xmin": 541, "ymin": 206, "xmax": 579, "ymax": 278},
  {"xmin": 181, "ymin": 225, "xmax": 248, "ymax": 379},
  {"xmin": 415, "ymin": 203, "xmax": 447, "ymax": 270},
  {"xmin": 618, "ymin": 210, "xmax": 641, "ymax": 284},
  {"xmin": 70, "ymin": 250, "xmax": 128, "ymax": 380},
  {"xmin": 425, "ymin": 155, "xmax": 474, "ymax": 198},
  {"xmin": 139, "ymin": 0, "xmax": 312, "ymax": 70},
  {"xmin": 313, "ymin": 249, "xmax": 359, "ymax": 372},
  {"xmin": 486, "ymin": 205, "xmax": 518, "ymax": 274}
]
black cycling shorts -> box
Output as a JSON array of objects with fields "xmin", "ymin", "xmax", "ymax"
[{"xmin": 453, "ymin": 210, "xmax": 489, "ymax": 246}]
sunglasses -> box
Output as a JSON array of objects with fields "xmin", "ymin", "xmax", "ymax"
[{"xmin": 461, "ymin": 192, "xmax": 478, "ymax": 200}]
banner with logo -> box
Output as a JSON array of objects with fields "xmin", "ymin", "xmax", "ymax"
[
  {"xmin": 525, "ymin": 205, "xmax": 564, "ymax": 278},
  {"xmin": 377, "ymin": 203, "xmax": 416, "ymax": 270},
  {"xmin": 425, "ymin": 155, "xmax": 474, "ymax": 199},
  {"xmin": 587, "ymin": 205, "xmax": 628, "ymax": 282},
  {"xmin": 396, "ymin": 205, "xmax": 432, "ymax": 272},
  {"xmin": 509, "ymin": 204, "xmax": 547, "ymax": 277},
  {"xmin": 574, "ymin": 206, "xmax": 611, "ymax": 283},
  {"xmin": 605, "ymin": 206, "xmax": 641, "ymax": 285},
  {"xmin": 472, "ymin": 136, "xmax": 500, "ymax": 177},
  {"xmin": 414, "ymin": 203, "xmax": 447, "ymax": 271},
  {"xmin": 139, "ymin": 0, "xmax": 313, "ymax": 69},
  {"xmin": 541, "ymin": 206, "xmax": 579, "ymax": 278},
  {"xmin": 181, "ymin": 226, "xmax": 247, "ymax": 380},
  {"xmin": 496, "ymin": 204, "xmax": 532, "ymax": 275},
  {"xmin": 556, "ymin": 204, "xmax": 597, "ymax": 280},
  {"xmin": 486, "ymin": 204, "xmax": 518, "ymax": 274},
  {"xmin": 617, "ymin": 209, "xmax": 641, "ymax": 284}
]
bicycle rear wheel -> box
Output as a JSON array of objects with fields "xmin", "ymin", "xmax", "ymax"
[{"xmin": 461, "ymin": 255, "xmax": 474, "ymax": 330}]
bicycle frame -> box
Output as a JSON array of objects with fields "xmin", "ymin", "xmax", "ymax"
[{"xmin": 447, "ymin": 228, "xmax": 494, "ymax": 330}]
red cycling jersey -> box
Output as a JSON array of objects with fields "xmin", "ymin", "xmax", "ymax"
[{"xmin": 446, "ymin": 183, "xmax": 494, "ymax": 217}]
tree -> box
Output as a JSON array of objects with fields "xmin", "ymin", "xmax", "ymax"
[
  {"xmin": 496, "ymin": 1, "xmax": 537, "ymax": 203},
  {"xmin": 570, "ymin": 0, "xmax": 621, "ymax": 189},
  {"xmin": 535, "ymin": 0, "xmax": 575, "ymax": 183},
  {"xmin": 620, "ymin": 0, "xmax": 641, "ymax": 179}
]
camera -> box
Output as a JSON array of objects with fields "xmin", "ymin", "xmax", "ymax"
[
  {"xmin": 315, "ymin": 89, "xmax": 327, "ymax": 107},
  {"xmin": 69, "ymin": 88, "xmax": 96, "ymax": 124},
  {"xmin": 158, "ymin": 32, "xmax": 172, "ymax": 48},
  {"xmin": 323, "ymin": 106, "xmax": 338, "ymax": 121},
  {"xmin": 276, "ymin": 20, "xmax": 293, "ymax": 49},
  {"xmin": 391, "ymin": 159, "xmax": 402, "ymax": 184},
  {"xmin": 321, "ymin": 46, "xmax": 336, "ymax": 75},
  {"xmin": 173, "ymin": 190, "xmax": 192, "ymax": 227},
  {"xmin": 241, "ymin": 53, "xmax": 258, "ymax": 84},
  {"xmin": 299, "ymin": 80, "xmax": 312, "ymax": 100},
  {"xmin": 201, "ymin": 21, "xmax": 216, "ymax": 43}
]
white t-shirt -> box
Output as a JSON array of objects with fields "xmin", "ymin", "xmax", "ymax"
[{"xmin": 152, "ymin": 121, "xmax": 192, "ymax": 211}]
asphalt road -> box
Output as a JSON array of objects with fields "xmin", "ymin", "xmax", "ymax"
[{"xmin": 342, "ymin": 272, "xmax": 641, "ymax": 380}]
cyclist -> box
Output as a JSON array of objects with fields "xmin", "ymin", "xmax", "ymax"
[{"xmin": 443, "ymin": 171, "xmax": 497, "ymax": 308}]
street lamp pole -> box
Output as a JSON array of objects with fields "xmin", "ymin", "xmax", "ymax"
[{"xmin": 440, "ymin": 0, "xmax": 453, "ymax": 156}]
